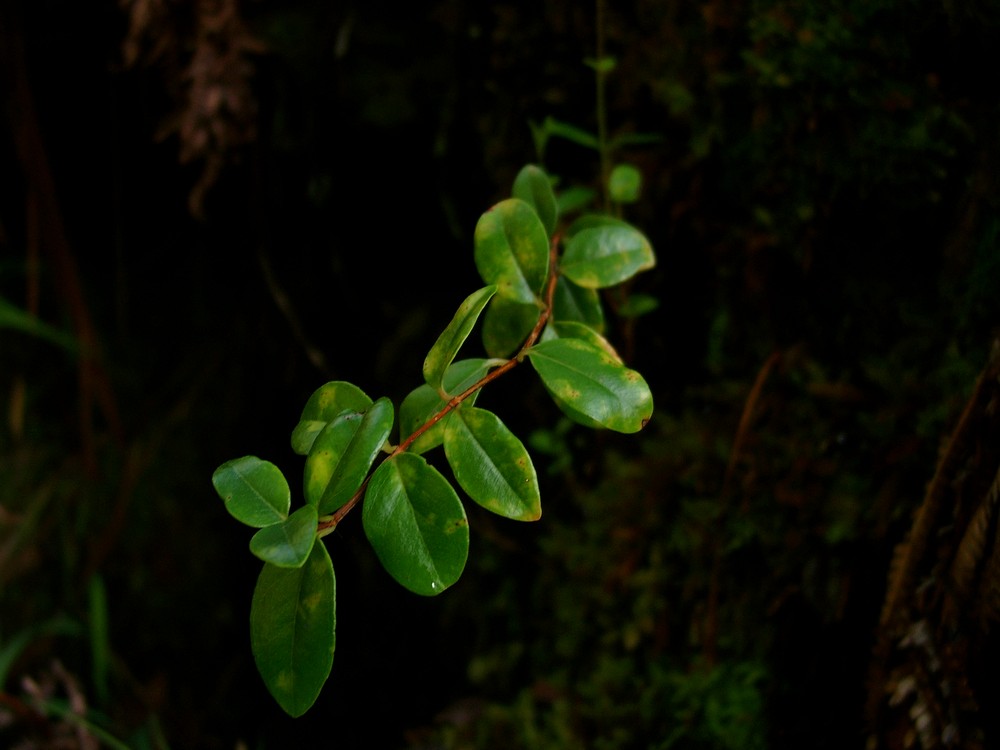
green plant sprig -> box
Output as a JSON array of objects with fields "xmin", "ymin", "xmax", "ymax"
[
  {"xmin": 318, "ymin": 235, "xmax": 562, "ymax": 536},
  {"xmin": 212, "ymin": 164, "xmax": 656, "ymax": 717},
  {"xmin": 397, "ymin": 232, "xmax": 561, "ymax": 452}
]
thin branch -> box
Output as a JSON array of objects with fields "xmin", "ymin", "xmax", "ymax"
[
  {"xmin": 704, "ymin": 348, "xmax": 781, "ymax": 667},
  {"xmin": 257, "ymin": 247, "xmax": 332, "ymax": 375},
  {"xmin": 318, "ymin": 236, "xmax": 562, "ymax": 533},
  {"xmin": 723, "ymin": 350, "xmax": 782, "ymax": 506}
]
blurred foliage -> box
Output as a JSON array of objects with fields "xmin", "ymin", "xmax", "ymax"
[
  {"xmin": 467, "ymin": 0, "xmax": 999, "ymax": 367},
  {"xmin": 407, "ymin": 340, "xmax": 984, "ymax": 748},
  {"xmin": 399, "ymin": 1, "xmax": 1000, "ymax": 747}
]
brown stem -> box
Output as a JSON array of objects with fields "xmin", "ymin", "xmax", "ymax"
[
  {"xmin": 318, "ymin": 236, "xmax": 562, "ymax": 533},
  {"xmin": 704, "ymin": 349, "xmax": 781, "ymax": 668}
]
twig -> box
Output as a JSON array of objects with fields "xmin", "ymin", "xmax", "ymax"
[
  {"xmin": 704, "ymin": 349, "xmax": 782, "ymax": 667},
  {"xmin": 318, "ymin": 236, "xmax": 562, "ymax": 533},
  {"xmin": 257, "ymin": 248, "xmax": 332, "ymax": 376}
]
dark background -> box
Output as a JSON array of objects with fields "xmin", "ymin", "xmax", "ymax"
[{"xmin": 3, "ymin": 0, "xmax": 1000, "ymax": 748}]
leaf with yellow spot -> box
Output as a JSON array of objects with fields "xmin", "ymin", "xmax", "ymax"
[
  {"xmin": 362, "ymin": 453, "xmax": 468, "ymax": 596},
  {"xmin": 249, "ymin": 504, "xmax": 317, "ymax": 568},
  {"xmin": 290, "ymin": 381, "xmax": 373, "ymax": 455},
  {"xmin": 444, "ymin": 406, "xmax": 541, "ymax": 521},
  {"xmin": 481, "ymin": 296, "xmax": 540, "ymax": 358},
  {"xmin": 561, "ymin": 217, "xmax": 655, "ymax": 289},
  {"xmin": 250, "ymin": 541, "xmax": 335, "ymax": 717},
  {"xmin": 212, "ymin": 456, "xmax": 290, "ymax": 528},
  {"xmin": 541, "ymin": 320, "xmax": 622, "ymax": 362},
  {"xmin": 526, "ymin": 338, "xmax": 653, "ymax": 433},
  {"xmin": 304, "ymin": 398, "xmax": 394, "ymax": 514},
  {"xmin": 474, "ymin": 198, "xmax": 550, "ymax": 304}
]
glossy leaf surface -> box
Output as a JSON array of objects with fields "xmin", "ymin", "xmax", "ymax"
[
  {"xmin": 474, "ymin": 198, "xmax": 550, "ymax": 304},
  {"xmin": 400, "ymin": 359, "xmax": 491, "ymax": 454},
  {"xmin": 556, "ymin": 186, "xmax": 596, "ymax": 216},
  {"xmin": 481, "ymin": 296, "xmax": 540, "ymax": 359},
  {"xmin": 526, "ymin": 338, "xmax": 653, "ymax": 433},
  {"xmin": 543, "ymin": 321, "xmax": 621, "ymax": 361},
  {"xmin": 303, "ymin": 411, "xmax": 363, "ymax": 507},
  {"xmin": 304, "ymin": 398, "xmax": 394, "ymax": 514},
  {"xmin": 537, "ymin": 115, "xmax": 600, "ymax": 150},
  {"xmin": 512, "ymin": 164, "xmax": 558, "ymax": 237},
  {"xmin": 545, "ymin": 389, "xmax": 605, "ymax": 430},
  {"xmin": 565, "ymin": 213, "xmax": 631, "ymax": 236},
  {"xmin": 213, "ymin": 456, "xmax": 290, "ymax": 528},
  {"xmin": 444, "ymin": 406, "xmax": 540, "ymax": 521},
  {"xmin": 362, "ymin": 453, "xmax": 468, "ymax": 596},
  {"xmin": 291, "ymin": 382, "xmax": 373, "ymax": 456},
  {"xmin": 561, "ymin": 224, "xmax": 655, "ymax": 289},
  {"xmin": 552, "ymin": 276, "xmax": 605, "ymax": 332},
  {"xmin": 423, "ymin": 285, "xmax": 496, "ymax": 395},
  {"xmin": 249, "ymin": 505, "xmax": 318, "ymax": 568},
  {"xmin": 250, "ymin": 542, "xmax": 335, "ymax": 717}
]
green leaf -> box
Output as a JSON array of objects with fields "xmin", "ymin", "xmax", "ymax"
[
  {"xmin": 423, "ymin": 285, "xmax": 496, "ymax": 394},
  {"xmin": 540, "ymin": 115, "xmax": 600, "ymax": 150},
  {"xmin": 552, "ymin": 276, "xmax": 605, "ymax": 332},
  {"xmin": 474, "ymin": 198, "xmax": 550, "ymax": 304},
  {"xmin": 291, "ymin": 382, "xmax": 373, "ymax": 456},
  {"xmin": 526, "ymin": 338, "xmax": 653, "ymax": 433},
  {"xmin": 213, "ymin": 456, "xmax": 290, "ymax": 527},
  {"xmin": 619, "ymin": 293, "xmax": 660, "ymax": 318},
  {"xmin": 608, "ymin": 164, "xmax": 642, "ymax": 204},
  {"xmin": 400, "ymin": 359, "xmax": 492, "ymax": 454},
  {"xmin": 362, "ymin": 453, "xmax": 468, "ymax": 596},
  {"xmin": 482, "ymin": 296, "xmax": 541, "ymax": 359},
  {"xmin": 543, "ymin": 321, "xmax": 621, "ymax": 362},
  {"xmin": 566, "ymin": 213, "xmax": 630, "ymax": 236},
  {"xmin": 250, "ymin": 541, "xmax": 335, "ymax": 717},
  {"xmin": 303, "ymin": 412, "xmax": 363, "ymax": 506},
  {"xmin": 250, "ymin": 505, "xmax": 319, "ymax": 568},
  {"xmin": 584, "ymin": 55, "xmax": 617, "ymax": 74},
  {"xmin": 512, "ymin": 164, "xmax": 558, "ymax": 237},
  {"xmin": 444, "ymin": 406, "xmax": 541, "ymax": 521},
  {"xmin": 546, "ymin": 391, "xmax": 605, "ymax": 430},
  {"xmin": 0, "ymin": 296, "xmax": 78, "ymax": 353},
  {"xmin": 556, "ymin": 186, "xmax": 597, "ymax": 216},
  {"xmin": 530, "ymin": 334, "xmax": 618, "ymax": 430},
  {"xmin": 528, "ymin": 118, "xmax": 550, "ymax": 160},
  {"xmin": 561, "ymin": 223, "xmax": 655, "ymax": 289},
  {"xmin": 305, "ymin": 398, "xmax": 394, "ymax": 515}
]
